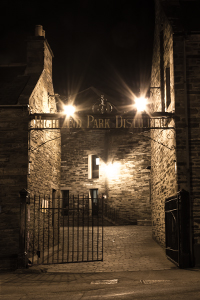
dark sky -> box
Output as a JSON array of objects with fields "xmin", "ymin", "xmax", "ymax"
[{"xmin": 0, "ymin": 0, "xmax": 155, "ymax": 101}]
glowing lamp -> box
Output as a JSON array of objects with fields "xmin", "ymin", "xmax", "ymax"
[
  {"xmin": 64, "ymin": 105, "xmax": 75, "ymax": 117},
  {"xmin": 105, "ymin": 162, "xmax": 120, "ymax": 178},
  {"xmin": 135, "ymin": 97, "xmax": 147, "ymax": 112}
]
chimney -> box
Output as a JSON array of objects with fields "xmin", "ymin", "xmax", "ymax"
[
  {"xmin": 35, "ymin": 25, "xmax": 45, "ymax": 38},
  {"xmin": 25, "ymin": 25, "xmax": 53, "ymax": 75}
]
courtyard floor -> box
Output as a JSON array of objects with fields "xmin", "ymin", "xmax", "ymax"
[{"xmin": 29, "ymin": 225, "xmax": 176, "ymax": 273}]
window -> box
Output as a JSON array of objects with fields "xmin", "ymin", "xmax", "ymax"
[
  {"xmin": 88, "ymin": 154, "xmax": 99, "ymax": 179},
  {"xmin": 41, "ymin": 199, "xmax": 48, "ymax": 213},
  {"xmin": 166, "ymin": 67, "xmax": 171, "ymax": 108},
  {"xmin": 160, "ymin": 30, "xmax": 165, "ymax": 112}
]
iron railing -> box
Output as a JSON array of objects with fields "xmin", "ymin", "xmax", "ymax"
[{"xmin": 23, "ymin": 195, "xmax": 103, "ymax": 266}]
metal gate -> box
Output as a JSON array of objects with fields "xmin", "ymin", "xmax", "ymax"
[
  {"xmin": 23, "ymin": 194, "xmax": 103, "ymax": 266},
  {"xmin": 165, "ymin": 190, "xmax": 191, "ymax": 268}
]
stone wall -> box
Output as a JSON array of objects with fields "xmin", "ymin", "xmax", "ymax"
[
  {"xmin": 61, "ymin": 129, "xmax": 106, "ymax": 196},
  {"xmin": 151, "ymin": 0, "xmax": 200, "ymax": 265},
  {"xmin": 61, "ymin": 128, "xmax": 151, "ymax": 223},
  {"xmin": 106, "ymin": 130, "xmax": 151, "ymax": 223},
  {"xmin": 173, "ymin": 34, "xmax": 200, "ymax": 265},
  {"xmin": 27, "ymin": 34, "xmax": 61, "ymax": 195},
  {"xmin": 0, "ymin": 107, "xmax": 29, "ymax": 269},
  {"xmin": 0, "ymin": 32, "xmax": 61, "ymax": 269},
  {"xmin": 26, "ymin": 35, "xmax": 61, "ymax": 264},
  {"xmin": 150, "ymin": 0, "xmax": 177, "ymax": 246}
]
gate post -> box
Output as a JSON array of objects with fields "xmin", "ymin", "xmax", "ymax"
[{"xmin": 19, "ymin": 189, "xmax": 30, "ymax": 268}]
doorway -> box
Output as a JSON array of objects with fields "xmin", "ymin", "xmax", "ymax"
[{"xmin": 90, "ymin": 189, "xmax": 98, "ymax": 215}]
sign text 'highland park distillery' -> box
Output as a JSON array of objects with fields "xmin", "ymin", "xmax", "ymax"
[{"xmin": 32, "ymin": 114, "xmax": 150, "ymax": 129}]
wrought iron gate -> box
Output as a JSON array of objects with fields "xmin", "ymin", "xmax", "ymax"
[
  {"xmin": 24, "ymin": 194, "xmax": 103, "ymax": 265},
  {"xmin": 165, "ymin": 190, "xmax": 191, "ymax": 268}
]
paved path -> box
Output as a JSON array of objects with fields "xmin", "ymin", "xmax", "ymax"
[{"xmin": 30, "ymin": 225, "xmax": 175, "ymax": 273}]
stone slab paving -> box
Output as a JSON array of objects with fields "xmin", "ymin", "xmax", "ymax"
[{"xmin": 30, "ymin": 225, "xmax": 176, "ymax": 273}]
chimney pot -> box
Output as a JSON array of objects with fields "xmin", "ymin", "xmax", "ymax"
[{"xmin": 35, "ymin": 25, "xmax": 43, "ymax": 37}]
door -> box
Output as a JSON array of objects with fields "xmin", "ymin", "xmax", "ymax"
[
  {"xmin": 90, "ymin": 189, "xmax": 98, "ymax": 215},
  {"xmin": 62, "ymin": 190, "xmax": 69, "ymax": 215}
]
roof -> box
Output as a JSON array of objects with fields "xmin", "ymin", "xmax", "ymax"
[{"xmin": 0, "ymin": 64, "xmax": 30, "ymax": 105}]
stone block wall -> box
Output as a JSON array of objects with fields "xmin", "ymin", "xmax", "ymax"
[
  {"xmin": 61, "ymin": 129, "xmax": 106, "ymax": 196},
  {"xmin": 0, "ymin": 107, "xmax": 29, "ymax": 269},
  {"xmin": 173, "ymin": 34, "xmax": 200, "ymax": 265},
  {"xmin": 61, "ymin": 128, "xmax": 151, "ymax": 223},
  {"xmin": 106, "ymin": 130, "xmax": 151, "ymax": 223},
  {"xmin": 150, "ymin": 0, "xmax": 177, "ymax": 246},
  {"xmin": 26, "ymin": 35, "xmax": 61, "ymax": 263},
  {"xmin": 151, "ymin": 1, "xmax": 200, "ymax": 265},
  {"xmin": 0, "ymin": 32, "xmax": 61, "ymax": 269},
  {"xmin": 150, "ymin": 126, "xmax": 177, "ymax": 246},
  {"xmin": 27, "ymin": 33, "xmax": 61, "ymax": 195}
]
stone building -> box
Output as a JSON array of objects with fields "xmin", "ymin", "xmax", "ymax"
[
  {"xmin": 0, "ymin": 25, "xmax": 61, "ymax": 269},
  {"xmin": 150, "ymin": 0, "xmax": 200, "ymax": 267},
  {"xmin": 61, "ymin": 90, "xmax": 151, "ymax": 224}
]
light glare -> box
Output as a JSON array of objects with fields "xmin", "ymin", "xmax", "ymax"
[
  {"xmin": 64, "ymin": 105, "xmax": 75, "ymax": 116},
  {"xmin": 105, "ymin": 162, "xmax": 120, "ymax": 178},
  {"xmin": 135, "ymin": 97, "xmax": 147, "ymax": 112}
]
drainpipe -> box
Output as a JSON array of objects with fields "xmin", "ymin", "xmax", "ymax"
[{"xmin": 183, "ymin": 36, "xmax": 193, "ymax": 266}]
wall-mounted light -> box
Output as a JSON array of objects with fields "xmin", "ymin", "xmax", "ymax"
[
  {"xmin": 135, "ymin": 97, "xmax": 147, "ymax": 112},
  {"xmin": 64, "ymin": 105, "xmax": 75, "ymax": 117},
  {"xmin": 105, "ymin": 162, "xmax": 120, "ymax": 178}
]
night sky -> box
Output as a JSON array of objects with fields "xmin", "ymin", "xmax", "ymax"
[{"xmin": 0, "ymin": 0, "xmax": 155, "ymax": 101}]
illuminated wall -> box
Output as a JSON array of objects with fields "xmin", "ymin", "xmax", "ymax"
[{"xmin": 61, "ymin": 128, "xmax": 151, "ymax": 224}]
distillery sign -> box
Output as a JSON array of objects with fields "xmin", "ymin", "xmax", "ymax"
[
  {"xmin": 31, "ymin": 114, "xmax": 150, "ymax": 130},
  {"xmin": 65, "ymin": 115, "xmax": 143, "ymax": 129}
]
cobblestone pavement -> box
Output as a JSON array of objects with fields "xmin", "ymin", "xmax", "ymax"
[{"xmin": 30, "ymin": 225, "xmax": 176, "ymax": 273}]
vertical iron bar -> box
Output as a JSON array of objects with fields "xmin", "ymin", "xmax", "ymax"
[
  {"xmin": 67, "ymin": 196, "xmax": 69, "ymax": 263},
  {"xmin": 82, "ymin": 194, "xmax": 84, "ymax": 261},
  {"xmin": 97, "ymin": 197, "xmax": 99, "ymax": 260},
  {"xmin": 92, "ymin": 197, "xmax": 94, "ymax": 261},
  {"xmin": 24, "ymin": 195, "xmax": 27, "ymax": 267},
  {"xmin": 102, "ymin": 196, "xmax": 103, "ymax": 261},
  {"xmin": 87, "ymin": 195, "xmax": 89, "ymax": 261},
  {"xmin": 77, "ymin": 194, "xmax": 79, "ymax": 261},
  {"xmin": 62, "ymin": 195, "xmax": 64, "ymax": 263},
  {"xmin": 177, "ymin": 193, "xmax": 180, "ymax": 267},
  {"xmin": 53, "ymin": 196, "xmax": 55, "ymax": 264},
  {"xmin": 47, "ymin": 195, "xmax": 50, "ymax": 264},
  {"xmin": 58, "ymin": 196, "xmax": 60, "ymax": 263},
  {"xmin": 43, "ymin": 195, "xmax": 45, "ymax": 263},
  {"xmin": 38, "ymin": 195, "xmax": 41, "ymax": 265},
  {"xmin": 32, "ymin": 195, "xmax": 35, "ymax": 265},
  {"xmin": 72, "ymin": 195, "xmax": 74, "ymax": 262}
]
